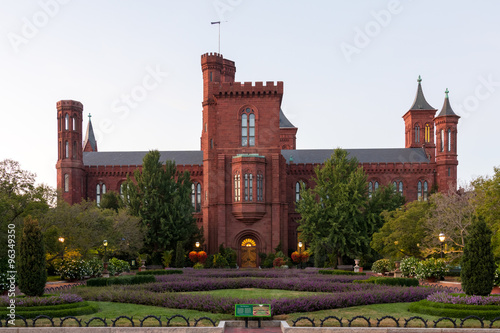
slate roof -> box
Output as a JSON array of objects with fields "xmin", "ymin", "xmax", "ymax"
[
  {"xmin": 83, "ymin": 151, "xmax": 203, "ymax": 166},
  {"xmin": 279, "ymin": 109, "xmax": 296, "ymax": 128},
  {"xmin": 436, "ymin": 91, "xmax": 459, "ymax": 117},
  {"xmin": 409, "ymin": 78, "xmax": 436, "ymax": 110},
  {"xmin": 281, "ymin": 148, "xmax": 430, "ymax": 164},
  {"xmin": 83, "ymin": 118, "xmax": 97, "ymax": 151}
]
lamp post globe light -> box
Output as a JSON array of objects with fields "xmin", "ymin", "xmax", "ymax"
[
  {"xmin": 438, "ymin": 233, "xmax": 445, "ymax": 259},
  {"xmin": 298, "ymin": 241, "xmax": 303, "ymax": 269},
  {"xmin": 58, "ymin": 237, "xmax": 65, "ymax": 260},
  {"xmin": 103, "ymin": 240, "xmax": 109, "ymax": 278},
  {"xmin": 195, "ymin": 241, "xmax": 200, "ymax": 251}
]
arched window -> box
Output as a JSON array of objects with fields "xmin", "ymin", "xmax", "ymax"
[
  {"xmin": 72, "ymin": 141, "xmax": 77, "ymax": 159},
  {"xmin": 257, "ymin": 174, "xmax": 263, "ymax": 201},
  {"xmin": 447, "ymin": 129, "xmax": 451, "ymax": 152},
  {"xmin": 417, "ymin": 180, "xmax": 428, "ymax": 201},
  {"xmin": 65, "ymin": 141, "xmax": 69, "ymax": 158},
  {"xmin": 244, "ymin": 173, "xmax": 253, "ymax": 201},
  {"xmin": 295, "ymin": 181, "xmax": 301, "ymax": 202},
  {"xmin": 440, "ymin": 129, "xmax": 444, "ymax": 152},
  {"xmin": 423, "ymin": 181, "xmax": 428, "ymax": 201},
  {"xmin": 234, "ymin": 173, "xmax": 241, "ymax": 202},
  {"xmin": 72, "ymin": 116, "xmax": 76, "ymax": 131},
  {"xmin": 197, "ymin": 183, "xmax": 201, "ymax": 210},
  {"xmin": 120, "ymin": 183, "xmax": 124, "ymax": 199},
  {"xmin": 374, "ymin": 181, "xmax": 379, "ymax": 191},
  {"xmin": 96, "ymin": 184, "xmax": 101, "ymax": 206},
  {"xmin": 414, "ymin": 124, "xmax": 420, "ymax": 143},
  {"xmin": 241, "ymin": 108, "xmax": 255, "ymax": 146},
  {"xmin": 102, "ymin": 184, "xmax": 106, "ymax": 194},
  {"xmin": 368, "ymin": 182, "xmax": 373, "ymax": 198},
  {"xmin": 64, "ymin": 174, "xmax": 69, "ymax": 192},
  {"xmin": 425, "ymin": 124, "xmax": 431, "ymax": 143},
  {"xmin": 65, "ymin": 114, "xmax": 69, "ymax": 130},
  {"xmin": 398, "ymin": 181, "xmax": 403, "ymax": 195},
  {"xmin": 392, "ymin": 181, "xmax": 397, "ymax": 193}
]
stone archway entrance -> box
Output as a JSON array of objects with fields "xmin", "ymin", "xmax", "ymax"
[{"xmin": 240, "ymin": 238, "xmax": 257, "ymax": 268}]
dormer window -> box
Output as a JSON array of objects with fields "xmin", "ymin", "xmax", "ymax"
[{"xmin": 241, "ymin": 108, "xmax": 255, "ymax": 146}]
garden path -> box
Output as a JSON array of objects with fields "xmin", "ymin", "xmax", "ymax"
[{"xmin": 225, "ymin": 327, "xmax": 281, "ymax": 333}]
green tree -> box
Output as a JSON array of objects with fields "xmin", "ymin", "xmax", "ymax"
[
  {"xmin": 174, "ymin": 240, "xmax": 185, "ymax": 268},
  {"xmin": 461, "ymin": 216, "xmax": 496, "ymax": 296},
  {"xmin": 99, "ymin": 191, "xmax": 123, "ymax": 212},
  {"xmin": 296, "ymin": 148, "xmax": 370, "ymax": 267},
  {"xmin": 371, "ymin": 200, "xmax": 430, "ymax": 259},
  {"xmin": 124, "ymin": 150, "xmax": 198, "ymax": 263},
  {"xmin": 18, "ymin": 216, "xmax": 47, "ymax": 296}
]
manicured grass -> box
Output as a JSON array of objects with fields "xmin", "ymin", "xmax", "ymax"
[
  {"xmin": 46, "ymin": 275, "xmax": 62, "ymax": 282},
  {"xmin": 178, "ymin": 288, "xmax": 321, "ymax": 299}
]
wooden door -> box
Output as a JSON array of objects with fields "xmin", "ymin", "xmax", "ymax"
[{"xmin": 241, "ymin": 246, "xmax": 257, "ymax": 268}]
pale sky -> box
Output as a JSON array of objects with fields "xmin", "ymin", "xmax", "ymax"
[{"xmin": 1, "ymin": 1, "xmax": 499, "ymax": 189}]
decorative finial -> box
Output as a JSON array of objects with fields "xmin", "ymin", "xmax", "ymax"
[
  {"xmin": 417, "ymin": 75, "xmax": 422, "ymax": 83},
  {"xmin": 445, "ymin": 88, "xmax": 449, "ymax": 98},
  {"xmin": 88, "ymin": 113, "xmax": 92, "ymax": 120},
  {"xmin": 289, "ymin": 155, "xmax": 294, "ymax": 163}
]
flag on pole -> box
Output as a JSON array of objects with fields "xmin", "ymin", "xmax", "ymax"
[{"xmin": 211, "ymin": 21, "xmax": 220, "ymax": 25}]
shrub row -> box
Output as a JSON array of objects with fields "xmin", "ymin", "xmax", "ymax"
[
  {"xmin": 353, "ymin": 277, "xmax": 419, "ymax": 287},
  {"xmin": 408, "ymin": 299, "xmax": 500, "ymax": 320},
  {"xmin": 136, "ymin": 269, "xmax": 183, "ymax": 276},
  {"xmin": 318, "ymin": 269, "xmax": 366, "ymax": 276},
  {"xmin": 0, "ymin": 301, "xmax": 99, "ymax": 319},
  {"xmin": 86, "ymin": 275, "xmax": 155, "ymax": 287}
]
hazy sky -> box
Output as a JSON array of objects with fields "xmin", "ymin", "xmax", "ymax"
[{"xmin": 1, "ymin": 1, "xmax": 499, "ymax": 189}]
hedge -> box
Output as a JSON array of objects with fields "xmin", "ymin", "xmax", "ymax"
[
  {"xmin": 136, "ymin": 269, "xmax": 183, "ymax": 276},
  {"xmin": 353, "ymin": 277, "xmax": 419, "ymax": 287},
  {"xmin": 318, "ymin": 269, "xmax": 366, "ymax": 276},
  {"xmin": 86, "ymin": 275, "xmax": 155, "ymax": 287},
  {"xmin": 0, "ymin": 301, "xmax": 98, "ymax": 319},
  {"xmin": 408, "ymin": 299, "xmax": 500, "ymax": 320}
]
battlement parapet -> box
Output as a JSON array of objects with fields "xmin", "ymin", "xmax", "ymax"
[
  {"xmin": 57, "ymin": 100, "xmax": 83, "ymax": 110},
  {"xmin": 214, "ymin": 81, "xmax": 283, "ymax": 96}
]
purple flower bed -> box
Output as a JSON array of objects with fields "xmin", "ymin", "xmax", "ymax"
[
  {"xmin": 427, "ymin": 291, "xmax": 500, "ymax": 305},
  {"xmin": 0, "ymin": 294, "xmax": 83, "ymax": 307},
  {"xmin": 70, "ymin": 284, "xmax": 436, "ymax": 315}
]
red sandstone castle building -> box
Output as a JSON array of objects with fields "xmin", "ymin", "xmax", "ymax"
[{"xmin": 56, "ymin": 53, "xmax": 459, "ymax": 267}]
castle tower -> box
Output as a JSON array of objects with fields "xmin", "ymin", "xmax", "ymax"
[
  {"xmin": 83, "ymin": 113, "xmax": 98, "ymax": 152},
  {"xmin": 434, "ymin": 89, "xmax": 460, "ymax": 192},
  {"xmin": 56, "ymin": 100, "xmax": 85, "ymax": 204},
  {"xmin": 402, "ymin": 76, "xmax": 437, "ymax": 160}
]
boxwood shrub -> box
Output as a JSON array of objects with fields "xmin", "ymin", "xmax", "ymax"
[
  {"xmin": 86, "ymin": 275, "xmax": 155, "ymax": 287},
  {"xmin": 136, "ymin": 269, "xmax": 183, "ymax": 276},
  {"xmin": 318, "ymin": 269, "xmax": 366, "ymax": 276},
  {"xmin": 408, "ymin": 299, "xmax": 500, "ymax": 320},
  {"xmin": 0, "ymin": 301, "xmax": 98, "ymax": 319},
  {"xmin": 353, "ymin": 277, "xmax": 419, "ymax": 287}
]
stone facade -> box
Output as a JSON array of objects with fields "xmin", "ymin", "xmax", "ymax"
[{"xmin": 56, "ymin": 53, "xmax": 459, "ymax": 267}]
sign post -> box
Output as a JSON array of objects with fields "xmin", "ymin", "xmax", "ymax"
[{"xmin": 235, "ymin": 304, "xmax": 271, "ymax": 328}]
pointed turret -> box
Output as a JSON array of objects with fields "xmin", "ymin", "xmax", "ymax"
[
  {"xmin": 434, "ymin": 89, "xmax": 460, "ymax": 193},
  {"xmin": 409, "ymin": 76, "xmax": 436, "ymax": 110},
  {"xmin": 83, "ymin": 113, "xmax": 98, "ymax": 152}
]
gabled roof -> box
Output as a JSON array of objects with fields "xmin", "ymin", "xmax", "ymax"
[
  {"xmin": 436, "ymin": 89, "xmax": 459, "ymax": 118},
  {"xmin": 83, "ymin": 151, "xmax": 203, "ymax": 166},
  {"xmin": 281, "ymin": 148, "xmax": 430, "ymax": 164},
  {"xmin": 279, "ymin": 109, "xmax": 296, "ymax": 128},
  {"xmin": 409, "ymin": 76, "xmax": 436, "ymax": 110},
  {"xmin": 83, "ymin": 116, "xmax": 97, "ymax": 151}
]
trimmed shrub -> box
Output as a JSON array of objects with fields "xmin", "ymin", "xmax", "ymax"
[
  {"xmin": 400, "ymin": 257, "xmax": 419, "ymax": 278},
  {"xmin": 136, "ymin": 269, "xmax": 183, "ymax": 276},
  {"xmin": 373, "ymin": 277, "xmax": 419, "ymax": 287},
  {"xmin": 319, "ymin": 269, "xmax": 366, "ymax": 276},
  {"xmin": 0, "ymin": 301, "xmax": 98, "ymax": 319},
  {"xmin": 415, "ymin": 258, "xmax": 448, "ymax": 280},
  {"xmin": 409, "ymin": 299, "xmax": 500, "ymax": 320},
  {"xmin": 371, "ymin": 259, "xmax": 393, "ymax": 274},
  {"xmin": 86, "ymin": 275, "xmax": 155, "ymax": 287},
  {"xmin": 108, "ymin": 257, "xmax": 131, "ymax": 275},
  {"xmin": 18, "ymin": 216, "xmax": 47, "ymax": 297},
  {"xmin": 461, "ymin": 217, "xmax": 496, "ymax": 296}
]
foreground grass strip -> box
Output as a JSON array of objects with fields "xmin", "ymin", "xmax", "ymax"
[
  {"xmin": 0, "ymin": 301, "xmax": 98, "ymax": 319},
  {"xmin": 409, "ymin": 299, "xmax": 500, "ymax": 320}
]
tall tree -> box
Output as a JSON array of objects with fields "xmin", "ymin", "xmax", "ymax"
[
  {"xmin": 124, "ymin": 150, "xmax": 198, "ymax": 263},
  {"xmin": 461, "ymin": 216, "xmax": 495, "ymax": 296},
  {"xmin": 18, "ymin": 216, "xmax": 47, "ymax": 296},
  {"xmin": 296, "ymin": 148, "xmax": 370, "ymax": 267}
]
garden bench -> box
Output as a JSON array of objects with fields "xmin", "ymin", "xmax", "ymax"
[{"xmin": 235, "ymin": 304, "xmax": 271, "ymax": 328}]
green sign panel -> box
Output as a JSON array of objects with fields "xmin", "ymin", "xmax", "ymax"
[{"xmin": 235, "ymin": 304, "xmax": 271, "ymax": 317}]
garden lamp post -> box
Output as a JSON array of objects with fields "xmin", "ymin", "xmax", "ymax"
[
  {"xmin": 58, "ymin": 237, "xmax": 65, "ymax": 260},
  {"xmin": 195, "ymin": 241, "xmax": 200, "ymax": 252},
  {"xmin": 103, "ymin": 239, "xmax": 109, "ymax": 278},
  {"xmin": 438, "ymin": 233, "xmax": 445, "ymax": 259},
  {"xmin": 298, "ymin": 241, "xmax": 303, "ymax": 269}
]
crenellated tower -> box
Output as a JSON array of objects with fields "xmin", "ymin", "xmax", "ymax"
[
  {"xmin": 56, "ymin": 100, "xmax": 85, "ymax": 204},
  {"xmin": 434, "ymin": 89, "xmax": 460, "ymax": 192},
  {"xmin": 402, "ymin": 76, "xmax": 437, "ymax": 161}
]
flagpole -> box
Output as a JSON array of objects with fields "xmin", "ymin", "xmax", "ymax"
[{"xmin": 211, "ymin": 21, "xmax": 221, "ymax": 54}]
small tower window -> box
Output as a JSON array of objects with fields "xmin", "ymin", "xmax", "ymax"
[
  {"xmin": 234, "ymin": 173, "xmax": 241, "ymax": 202},
  {"xmin": 414, "ymin": 124, "xmax": 420, "ymax": 143},
  {"xmin": 241, "ymin": 108, "xmax": 255, "ymax": 147},
  {"xmin": 425, "ymin": 124, "xmax": 431, "ymax": 143},
  {"xmin": 65, "ymin": 114, "xmax": 69, "ymax": 131},
  {"xmin": 64, "ymin": 174, "xmax": 69, "ymax": 192},
  {"xmin": 440, "ymin": 129, "xmax": 444, "ymax": 152},
  {"xmin": 72, "ymin": 116, "xmax": 76, "ymax": 131},
  {"xmin": 447, "ymin": 129, "xmax": 451, "ymax": 152},
  {"xmin": 257, "ymin": 174, "xmax": 263, "ymax": 201},
  {"xmin": 73, "ymin": 141, "xmax": 77, "ymax": 159},
  {"xmin": 65, "ymin": 141, "xmax": 69, "ymax": 158}
]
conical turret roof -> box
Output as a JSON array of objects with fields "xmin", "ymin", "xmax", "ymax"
[
  {"xmin": 436, "ymin": 88, "xmax": 459, "ymax": 117},
  {"xmin": 83, "ymin": 114, "xmax": 97, "ymax": 152},
  {"xmin": 409, "ymin": 76, "xmax": 436, "ymax": 110}
]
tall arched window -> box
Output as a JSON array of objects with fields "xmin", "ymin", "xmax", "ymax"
[
  {"xmin": 392, "ymin": 181, "xmax": 397, "ymax": 193},
  {"xmin": 447, "ymin": 129, "xmax": 451, "ymax": 152},
  {"xmin": 398, "ymin": 181, "xmax": 403, "ymax": 195},
  {"xmin": 241, "ymin": 108, "xmax": 255, "ymax": 146},
  {"xmin": 257, "ymin": 174, "xmax": 263, "ymax": 201},
  {"xmin": 423, "ymin": 181, "xmax": 428, "ymax": 201},
  {"xmin": 417, "ymin": 180, "xmax": 428, "ymax": 201},
  {"xmin": 234, "ymin": 173, "xmax": 241, "ymax": 202},
  {"xmin": 96, "ymin": 184, "xmax": 101, "ymax": 206},
  {"xmin": 197, "ymin": 183, "xmax": 201, "ymax": 210},
  {"xmin": 368, "ymin": 182, "xmax": 373, "ymax": 198},
  {"xmin": 440, "ymin": 129, "xmax": 444, "ymax": 152},
  {"xmin": 65, "ymin": 141, "xmax": 69, "ymax": 158},
  {"xmin": 425, "ymin": 124, "xmax": 431, "ymax": 143},
  {"xmin": 414, "ymin": 124, "xmax": 420, "ymax": 143},
  {"xmin": 64, "ymin": 174, "xmax": 69, "ymax": 192},
  {"xmin": 417, "ymin": 181, "xmax": 422, "ymax": 201},
  {"xmin": 374, "ymin": 181, "xmax": 379, "ymax": 191},
  {"xmin": 72, "ymin": 116, "xmax": 76, "ymax": 131},
  {"xmin": 244, "ymin": 173, "xmax": 253, "ymax": 201},
  {"xmin": 102, "ymin": 184, "xmax": 106, "ymax": 195},
  {"xmin": 65, "ymin": 114, "xmax": 69, "ymax": 130},
  {"xmin": 295, "ymin": 181, "xmax": 301, "ymax": 202}
]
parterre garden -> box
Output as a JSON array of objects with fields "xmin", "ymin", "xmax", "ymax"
[{"xmin": 2, "ymin": 268, "xmax": 500, "ymax": 328}]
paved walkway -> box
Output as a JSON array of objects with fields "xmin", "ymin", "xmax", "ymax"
[{"xmin": 225, "ymin": 327, "xmax": 282, "ymax": 333}]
